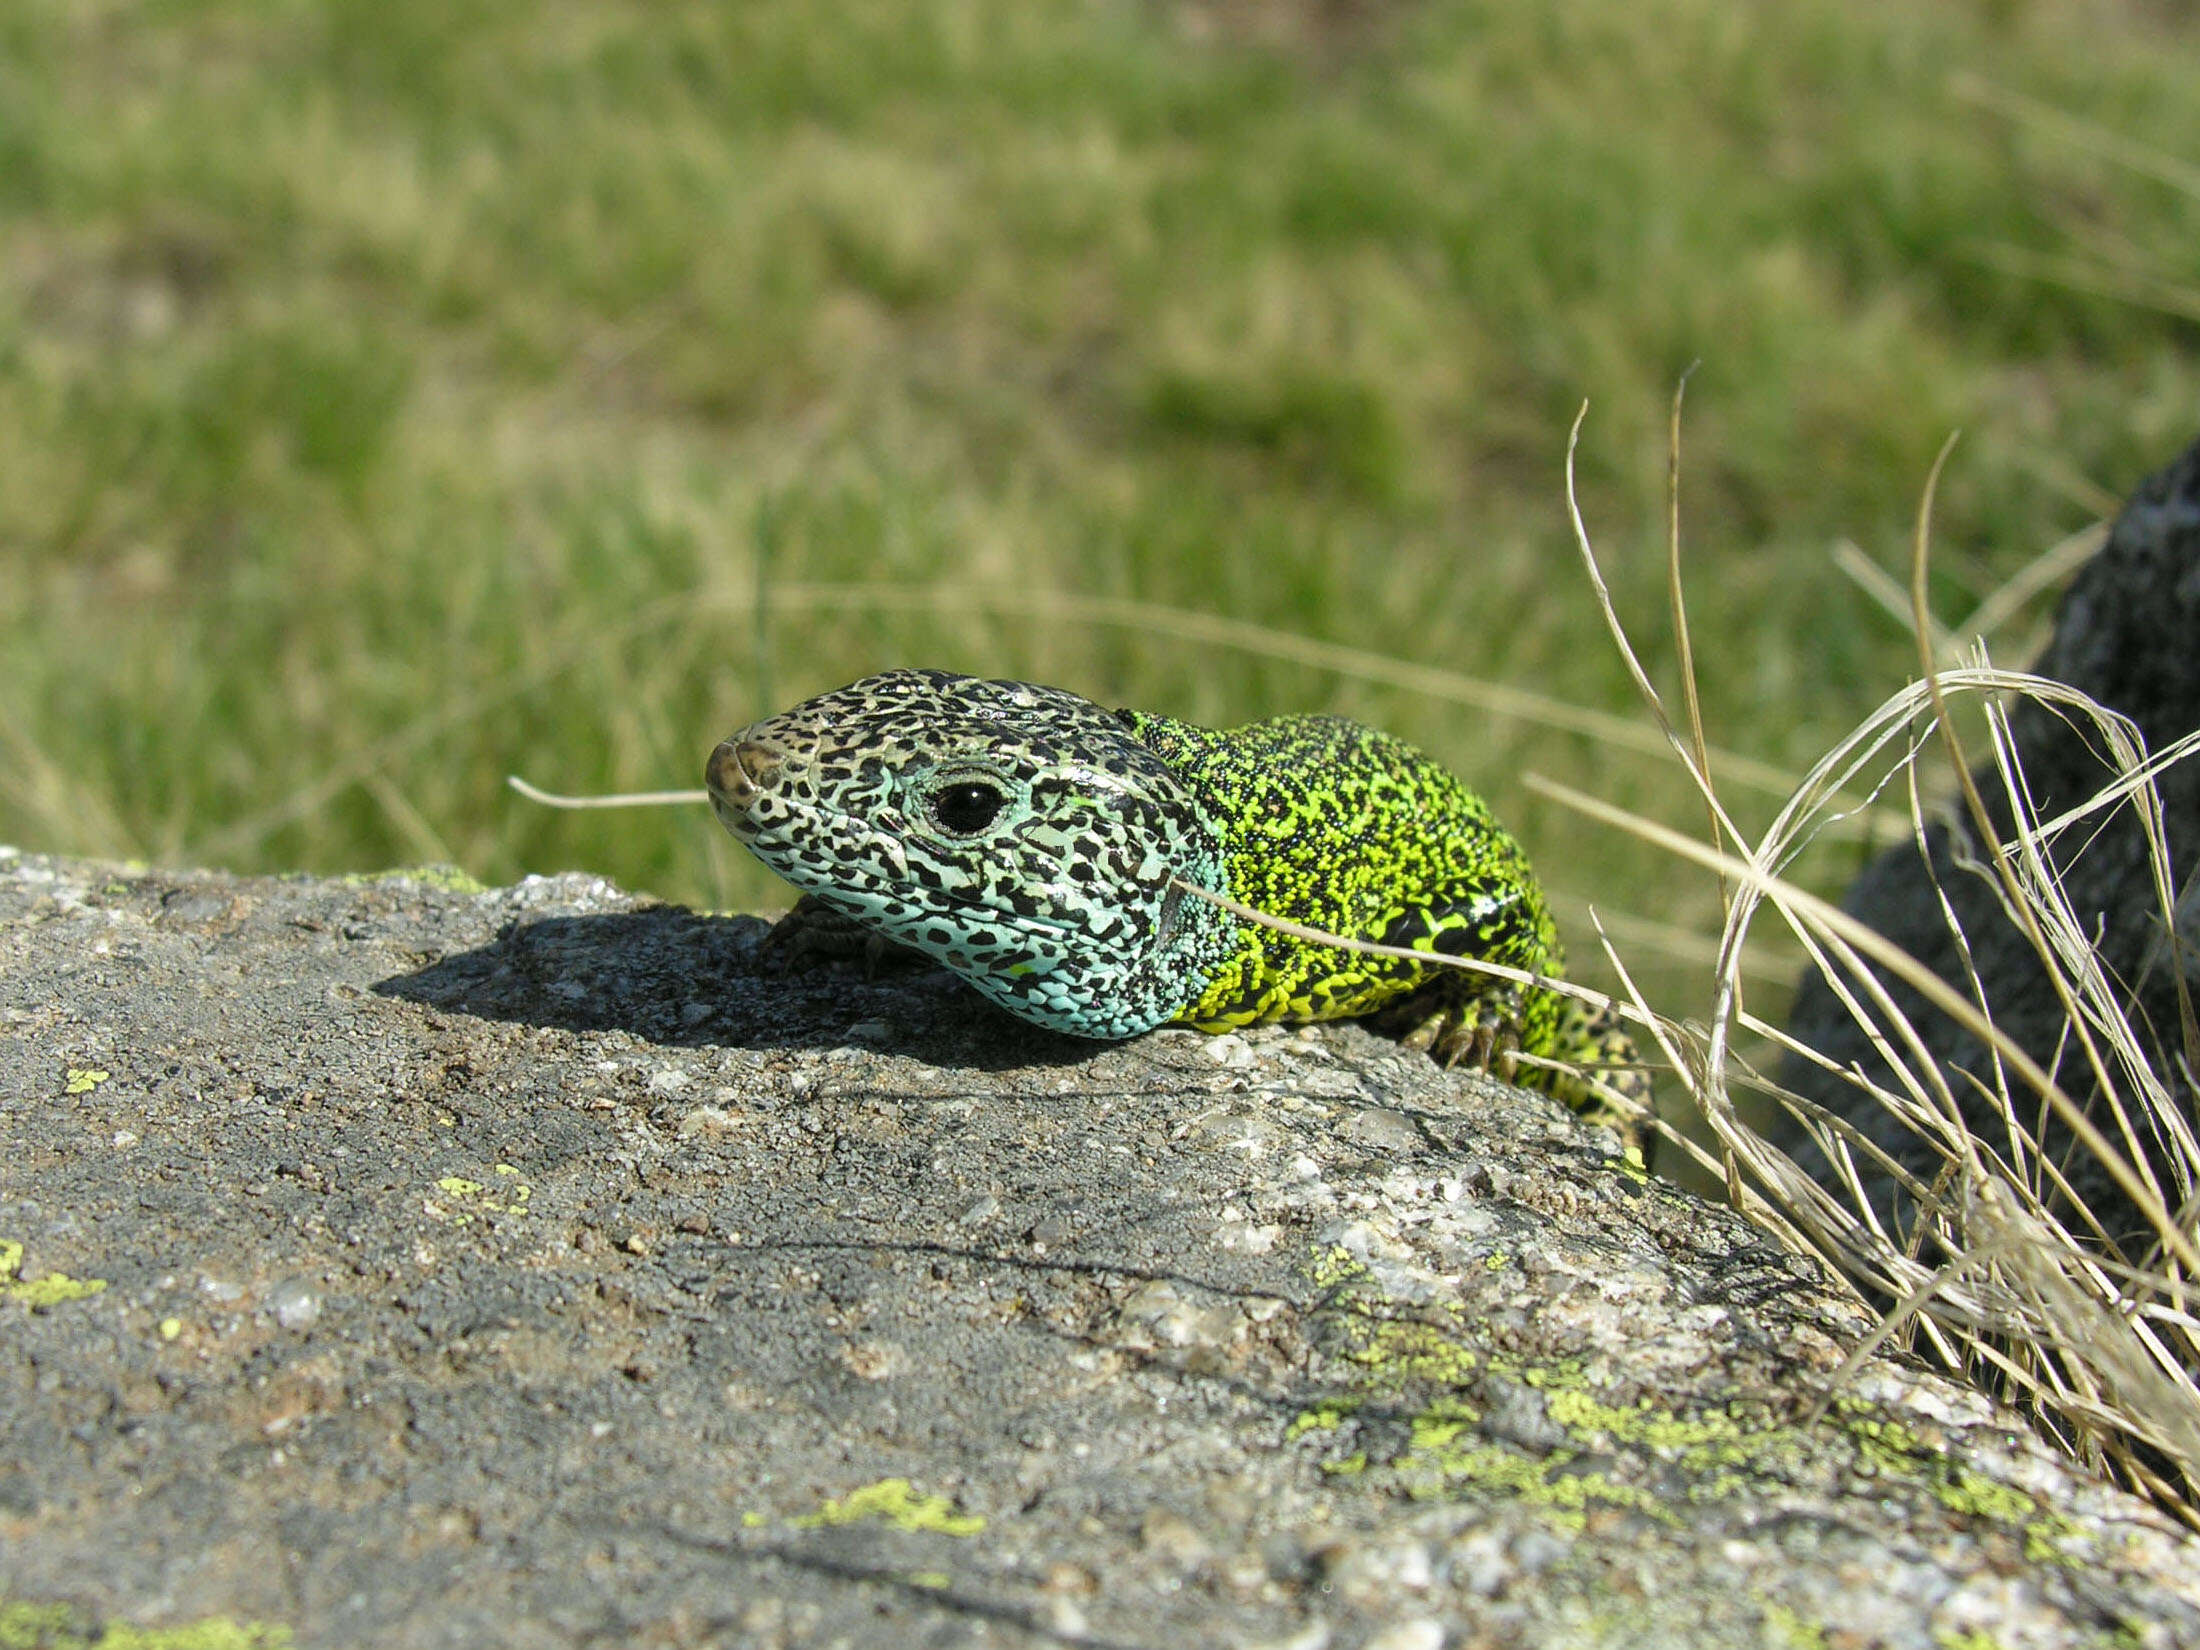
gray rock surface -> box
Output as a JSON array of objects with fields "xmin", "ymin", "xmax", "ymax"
[
  {"xmin": 4, "ymin": 850, "xmax": 2197, "ymax": 1649},
  {"xmin": 1781, "ymin": 434, "xmax": 2200, "ymax": 1240}
]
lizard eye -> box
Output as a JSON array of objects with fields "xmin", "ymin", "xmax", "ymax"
[{"xmin": 931, "ymin": 781, "xmax": 1007, "ymax": 835}]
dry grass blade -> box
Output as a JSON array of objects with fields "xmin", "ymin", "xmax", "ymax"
[
  {"xmin": 1547, "ymin": 892, "xmax": 1795, "ymax": 985},
  {"xmin": 1967, "ymin": 1177, "xmax": 2200, "ymax": 1468},
  {"xmin": 198, "ymin": 581, "xmax": 1862, "ymax": 871},
  {"xmin": 1166, "ymin": 880, "xmax": 1650, "ymax": 1033},
  {"xmin": 189, "ymin": 590, "xmax": 706, "ymax": 864},
  {"xmin": 1950, "ymin": 72, "xmax": 2200, "ymax": 201},
  {"xmin": 1832, "ymin": 537, "xmax": 1959, "ymax": 660},
  {"xmin": 1533, "ymin": 765, "xmax": 2198, "ymax": 1261},
  {"xmin": 507, "ymin": 777, "xmax": 710, "ymax": 810},
  {"xmin": 1550, "ymin": 408, "xmax": 2200, "ymax": 1518},
  {"xmin": 760, "ymin": 581, "xmax": 1817, "ymax": 805},
  {"xmin": 1167, "ymin": 879, "xmax": 1660, "ymax": 1141},
  {"xmin": 1963, "ymin": 242, "xmax": 2200, "ymax": 329},
  {"xmin": 1560, "ymin": 405, "xmax": 1744, "ymax": 847},
  {"xmin": 1663, "ymin": 370, "xmax": 1725, "ymax": 910},
  {"xmin": 1965, "ymin": 521, "xmax": 2108, "ymax": 643}
]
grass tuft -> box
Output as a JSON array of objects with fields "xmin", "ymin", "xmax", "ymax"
[{"xmin": 1554, "ymin": 407, "xmax": 2200, "ymax": 1523}]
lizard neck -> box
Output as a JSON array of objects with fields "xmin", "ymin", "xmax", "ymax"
[
  {"xmin": 1101, "ymin": 718, "xmax": 1242, "ymax": 1030},
  {"xmin": 1117, "ymin": 710, "xmax": 1283, "ymax": 1025}
]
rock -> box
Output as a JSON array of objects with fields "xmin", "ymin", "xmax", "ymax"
[
  {"xmin": 3, "ymin": 852, "xmax": 2197, "ymax": 1647},
  {"xmin": 1780, "ymin": 435, "xmax": 2200, "ymax": 1242}
]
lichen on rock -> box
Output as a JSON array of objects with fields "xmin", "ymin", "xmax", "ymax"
[{"xmin": 1, "ymin": 854, "xmax": 2195, "ymax": 1647}]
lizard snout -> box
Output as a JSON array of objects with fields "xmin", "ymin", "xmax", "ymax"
[{"xmin": 705, "ymin": 737, "xmax": 784, "ymax": 822}]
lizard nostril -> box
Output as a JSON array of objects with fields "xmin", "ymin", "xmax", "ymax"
[{"xmin": 705, "ymin": 738, "xmax": 781, "ymax": 807}]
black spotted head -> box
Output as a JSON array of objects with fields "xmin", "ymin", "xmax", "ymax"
[{"xmin": 706, "ymin": 670, "xmax": 1237, "ymax": 1038}]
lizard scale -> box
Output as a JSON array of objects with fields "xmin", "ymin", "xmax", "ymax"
[{"xmin": 707, "ymin": 669, "xmax": 1647, "ymax": 1141}]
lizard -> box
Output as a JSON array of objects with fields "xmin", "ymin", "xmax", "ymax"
[{"xmin": 705, "ymin": 668, "xmax": 1650, "ymax": 1151}]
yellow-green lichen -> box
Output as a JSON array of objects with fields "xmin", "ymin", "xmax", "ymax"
[
  {"xmin": 1546, "ymin": 1391, "xmax": 1748, "ymax": 1459},
  {"xmin": 342, "ymin": 865, "xmax": 488, "ymax": 894},
  {"xmin": 1762, "ymin": 1602, "xmax": 1830, "ymax": 1650},
  {"xmin": 1336, "ymin": 1308, "xmax": 1481, "ymax": 1386},
  {"xmin": 64, "ymin": 1069, "xmax": 110, "ymax": 1095},
  {"xmin": 427, "ymin": 1169, "xmax": 530, "ymax": 1223},
  {"xmin": 1838, "ymin": 1407, "xmax": 2081, "ymax": 1565},
  {"xmin": 0, "ymin": 1596, "xmax": 292, "ymax": 1649},
  {"xmin": 1394, "ymin": 1427, "xmax": 1674, "ymax": 1527},
  {"xmin": 1292, "ymin": 1244, "xmax": 2101, "ymax": 1561},
  {"xmin": 2022, "ymin": 1524, "xmax": 2078, "ymax": 1565},
  {"xmin": 793, "ymin": 1478, "xmax": 984, "ymax": 1537},
  {"xmin": 1405, "ymin": 1406, "xmax": 1476, "ymax": 1455},
  {"xmin": 1843, "ymin": 1410, "xmax": 1925, "ymax": 1476},
  {"xmin": 1302, "ymin": 1250, "xmax": 1701, "ymax": 1529},
  {"xmin": 905, "ymin": 1572, "xmax": 951, "ymax": 1590},
  {"xmin": 1934, "ymin": 1632, "xmax": 2005, "ymax": 1650},
  {"xmin": 1939, "ymin": 1468, "xmax": 2036, "ymax": 1526},
  {"xmin": 1303, "ymin": 1243, "xmax": 1469, "ymax": 1388},
  {"xmin": 1286, "ymin": 1396, "xmax": 1361, "ymax": 1439},
  {"xmin": 1307, "ymin": 1244, "xmax": 1362, "ymax": 1293},
  {"xmin": 1509, "ymin": 1357, "xmax": 1588, "ymax": 1392},
  {"xmin": 0, "ymin": 1239, "xmax": 107, "ymax": 1307}
]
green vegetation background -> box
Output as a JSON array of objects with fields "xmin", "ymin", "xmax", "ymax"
[{"xmin": 4, "ymin": 0, "xmax": 2197, "ymax": 1019}]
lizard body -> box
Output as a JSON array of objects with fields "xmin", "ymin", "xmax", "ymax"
[{"xmin": 707, "ymin": 669, "xmax": 1646, "ymax": 1139}]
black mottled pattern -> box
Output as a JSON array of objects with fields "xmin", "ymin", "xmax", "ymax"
[
  {"xmin": 709, "ymin": 670, "xmax": 1238, "ymax": 1038},
  {"xmin": 709, "ymin": 671, "xmax": 1597, "ymax": 1090}
]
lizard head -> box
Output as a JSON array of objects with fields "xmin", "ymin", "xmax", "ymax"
[{"xmin": 706, "ymin": 669, "xmax": 1239, "ymax": 1039}]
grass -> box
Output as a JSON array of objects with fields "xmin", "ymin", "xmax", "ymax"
[
  {"xmin": 1545, "ymin": 423, "xmax": 2200, "ymax": 1521},
  {"xmin": 1661, "ymin": 662, "xmax": 2200, "ymax": 1520},
  {"xmin": 4, "ymin": 0, "xmax": 2200, "ymax": 1042}
]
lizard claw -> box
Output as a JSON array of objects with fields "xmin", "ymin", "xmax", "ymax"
[{"xmin": 762, "ymin": 896, "xmax": 924, "ymax": 974}]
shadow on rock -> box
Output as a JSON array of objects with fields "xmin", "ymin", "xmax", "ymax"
[{"xmin": 372, "ymin": 906, "xmax": 1095, "ymax": 1070}]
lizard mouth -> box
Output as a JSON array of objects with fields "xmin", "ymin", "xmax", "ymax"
[{"xmin": 722, "ymin": 788, "xmax": 1099, "ymax": 941}]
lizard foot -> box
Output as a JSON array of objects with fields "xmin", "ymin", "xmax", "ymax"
[
  {"xmin": 1377, "ymin": 982, "xmax": 1528, "ymax": 1076},
  {"xmin": 761, "ymin": 895, "xmax": 925, "ymax": 977},
  {"xmin": 1375, "ymin": 983, "xmax": 1656, "ymax": 1166}
]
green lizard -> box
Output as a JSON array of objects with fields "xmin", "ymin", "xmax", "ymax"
[{"xmin": 706, "ymin": 669, "xmax": 1649, "ymax": 1146}]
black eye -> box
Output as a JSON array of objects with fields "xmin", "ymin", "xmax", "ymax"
[{"xmin": 932, "ymin": 782, "xmax": 1007, "ymax": 835}]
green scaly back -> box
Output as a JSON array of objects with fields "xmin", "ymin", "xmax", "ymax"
[{"xmin": 1121, "ymin": 710, "xmax": 1566, "ymax": 1047}]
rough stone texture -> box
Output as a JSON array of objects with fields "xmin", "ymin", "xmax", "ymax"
[
  {"xmin": 4, "ymin": 851, "xmax": 2198, "ymax": 1650},
  {"xmin": 1780, "ymin": 434, "xmax": 2200, "ymax": 1240}
]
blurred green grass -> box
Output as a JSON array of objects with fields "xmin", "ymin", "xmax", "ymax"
[{"xmin": 3, "ymin": 0, "xmax": 2197, "ymax": 1023}]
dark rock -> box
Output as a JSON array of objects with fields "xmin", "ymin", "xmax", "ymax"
[
  {"xmin": 3, "ymin": 854, "xmax": 2197, "ymax": 1647},
  {"xmin": 1780, "ymin": 435, "xmax": 2200, "ymax": 1242}
]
